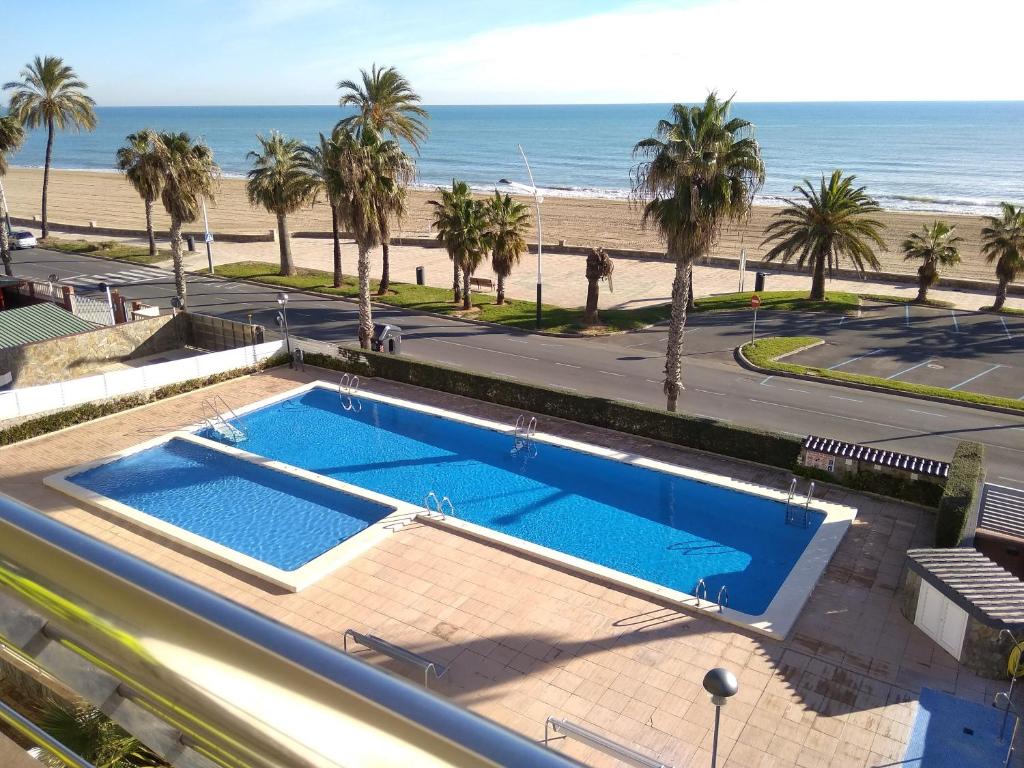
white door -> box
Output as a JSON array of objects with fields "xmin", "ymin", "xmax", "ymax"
[{"xmin": 915, "ymin": 580, "xmax": 968, "ymax": 660}]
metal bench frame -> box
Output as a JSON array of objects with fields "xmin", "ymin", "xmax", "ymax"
[
  {"xmin": 343, "ymin": 629, "xmax": 447, "ymax": 688},
  {"xmin": 544, "ymin": 717, "xmax": 670, "ymax": 768}
]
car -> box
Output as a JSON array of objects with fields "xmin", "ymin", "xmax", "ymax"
[{"xmin": 10, "ymin": 231, "xmax": 37, "ymax": 249}]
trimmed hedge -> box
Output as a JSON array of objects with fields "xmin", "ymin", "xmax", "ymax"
[
  {"xmin": 796, "ymin": 466, "xmax": 944, "ymax": 507},
  {"xmin": 306, "ymin": 348, "xmax": 805, "ymax": 469},
  {"xmin": 0, "ymin": 354, "xmax": 288, "ymax": 446},
  {"xmin": 935, "ymin": 441, "xmax": 985, "ymax": 547}
]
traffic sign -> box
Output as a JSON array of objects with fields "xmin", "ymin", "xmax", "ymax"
[
  {"xmin": 204, "ymin": 233, "xmax": 214, "ymax": 244},
  {"xmin": 750, "ymin": 294, "xmax": 761, "ymax": 309}
]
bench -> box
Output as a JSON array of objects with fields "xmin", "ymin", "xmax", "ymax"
[
  {"xmin": 342, "ymin": 629, "xmax": 448, "ymax": 688},
  {"xmin": 469, "ymin": 276, "xmax": 495, "ymax": 292}
]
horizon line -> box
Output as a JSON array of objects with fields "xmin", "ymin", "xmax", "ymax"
[{"xmin": 84, "ymin": 99, "xmax": 1024, "ymax": 109}]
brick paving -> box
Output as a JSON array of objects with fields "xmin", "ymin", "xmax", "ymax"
[{"xmin": 0, "ymin": 367, "xmax": 1010, "ymax": 767}]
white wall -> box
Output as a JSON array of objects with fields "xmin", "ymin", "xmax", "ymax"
[{"xmin": 0, "ymin": 341, "xmax": 284, "ymax": 422}]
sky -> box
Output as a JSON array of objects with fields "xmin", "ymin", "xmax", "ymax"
[{"xmin": 1, "ymin": 0, "xmax": 1022, "ymax": 105}]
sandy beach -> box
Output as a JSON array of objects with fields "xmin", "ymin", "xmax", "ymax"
[{"xmin": 3, "ymin": 167, "xmax": 1005, "ymax": 284}]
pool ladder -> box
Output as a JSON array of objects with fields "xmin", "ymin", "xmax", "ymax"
[
  {"xmin": 694, "ymin": 579, "xmax": 730, "ymax": 613},
  {"xmin": 201, "ymin": 395, "xmax": 246, "ymax": 443},
  {"xmin": 422, "ymin": 491, "xmax": 455, "ymax": 520},
  {"xmin": 338, "ymin": 373, "xmax": 362, "ymax": 412},
  {"xmin": 511, "ymin": 414, "xmax": 537, "ymax": 457},
  {"xmin": 784, "ymin": 479, "xmax": 814, "ymax": 528}
]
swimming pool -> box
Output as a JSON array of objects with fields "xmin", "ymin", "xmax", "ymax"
[{"xmin": 50, "ymin": 382, "xmax": 855, "ymax": 634}]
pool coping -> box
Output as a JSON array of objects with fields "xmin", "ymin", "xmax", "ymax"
[
  {"xmin": 48, "ymin": 379, "xmax": 857, "ymax": 638},
  {"xmin": 43, "ymin": 431, "xmax": 406, "ymax": 593}
]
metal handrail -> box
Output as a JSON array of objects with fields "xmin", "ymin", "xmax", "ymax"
[
  {"xmin": 694, "ymin": 578, "xmax": 708, "ymax": 602},
  {"xmin": 343, "ymin": 629, "xmax": 448, "ymax": 688},
  {"xmin": 544, "ymin": 717, "xmax": 670, "ymax": 768},
  {"xmin": 439, "ymin": 496, "xmax": 456, "ymax": 518},
  {"xmin": 0, "ymin": 698, "xmax": 96, "ymax": 768},
  {"xmin": 717, "ymin": 586, "xmax": 730, "ymax": 613},
  {"xmin": 0, "ymin": 494, "xmax": 576, "ymax": 768}
]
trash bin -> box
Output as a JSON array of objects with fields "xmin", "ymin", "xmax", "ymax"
[
  {"xmin": 371, "ymin": 324, "xmax": 402, "ymax": 354},
  {"xmin": 415, "ymin": 266, "xmax": 425, "ymax": 286},
  {"xmin": 186, "ymin": 235, "xmax": 196, "ymax": 252},
  {"xmin": 754, "ymin": 271, "xmax": 767, "ymax": 292}
]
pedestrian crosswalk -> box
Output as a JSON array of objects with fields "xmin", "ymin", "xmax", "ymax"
[{"xmin": 60, "ymin": 265, "xmax": 171, "ymax": 289}]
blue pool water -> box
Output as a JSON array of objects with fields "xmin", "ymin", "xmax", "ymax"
[
  {"xmin": 69, "ymin": 438, "xmax": 393, "ymax": 571},
  {"xmin": 199, "ymin": 388, "xmax": 823, "ymax": 614}
]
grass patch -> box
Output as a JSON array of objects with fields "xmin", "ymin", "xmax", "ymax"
[
  {"xmin": 743, "ymin": 335, "xmax": 1024, "ymax": 412},
  {"xmin": 694, "ymin": 290, "xmax": 860, "ymax": 314},
  {"xmin": 979, "ymin": 304, "xmax": 1024, "ymax": 316},
  {"xmin": 40, "ymin": 237, "xmax": 170, "ymax": 265},
  {"xmin": 860, "ymin": 293, "xmax": 955, "ymax": 309},
  {"xmin": 210, "ymin": 261, "xmax": 672, "ymax": 334}
]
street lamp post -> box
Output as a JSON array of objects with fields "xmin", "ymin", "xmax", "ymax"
[
  {"xmin": 499, "ymin": 145, "xmax": 544, "ymax": 329},
  {"xmin": 201, "ymin": 196, "xmax": 215, "ymax": 275},
  {"xmin": 276, "ymin": 292, "xmax": 292, "ymax": 367},
  {"xmin": 703, "ymin": 667, "xmax": 739, "ymax": 768}
]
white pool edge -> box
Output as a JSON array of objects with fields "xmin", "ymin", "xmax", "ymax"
[{"xmin": 49, "ymin": 379, "xmax": 856, "ymax": 637}]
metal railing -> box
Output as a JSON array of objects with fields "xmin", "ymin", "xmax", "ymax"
[
  {"xmin": 343, "ymin": 629, "xmax": 448, "ymax": 688},
  {"xmin": 0, "ymin": 494, "xmax": 578, "ymax": 768},
  {"xmin": 544, "ymin": 717, "xmax": 670, "ymax": 768},
  {"xmin": 0, "ymin": 698, "xmax": 96, "ymax": 768}
]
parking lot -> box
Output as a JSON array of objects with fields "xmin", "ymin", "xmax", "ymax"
[{"xmin": 787, "ymin": 302, "xmax": 1024, "ymax": 399}]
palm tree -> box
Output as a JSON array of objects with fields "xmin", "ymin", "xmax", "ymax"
[
  {"xmin": 115, "ymin": 130, "xmax": 163, "ymax": 257},
  {"xmin": 762, "ymin": 170, "xmax": 886, "ymax": 301},
  {"xmin": 484, "ymin": 191, "xmax": 531, "ymax": 305},
  {"xmin": 300, "ymin": 128, "xmax": 348, "ymax": 287},
  {"xmin": 632, "ymin": 94, "xmax": 765, "ymax": 412},
  {"xmin": 980, "ymin": 202, "xmax": 1024, "ymax": 310},
  {"xmin": 36, "ymin": 699, "xmax": 166, "ymax": 767},
  {"xmin": 0, "ymin": 113, "xmax": 25, "ymax": 276},
  {"xmin": 246, "ymin": 131, "xmax": 316, "ymax": 277},
  {"xmin": 584, "ymin": 247, "xmax": 615, "ymax": 325},
  {"xmin": 152, "ymin": 132, "xmax": 219, "ymax": 309},
  {"xmin": 334, "ymin": 126, "xmax": 413, "ymax": 348},
  {"xmin": 430, "ymin": 182, "xmax": 489, "ymax": 310},
  {"xmin": 900, "ymin": 221, "xmax": 962, "ymax": 303},
  {"xmin": 4, "ymin": 56, "xmax": 96, "ymax": 238},
  {"xmin": 338, "ymin": 65, "xmax": 428, "ymax": 294},
  {"xmin": 429, "ymin": 180, "xmax": 471, "ymax": 304}
]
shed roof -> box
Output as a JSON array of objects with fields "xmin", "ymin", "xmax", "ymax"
[
  {"xmin": 804, "ymin": 435, "xmax": 949, "ymax": 478},
  {"xmin": 907, "ymin": 548, "xmax": 1024, "ymax": 628},
  {"xmin": 0, "ymin": 302, "xmax": 98, "ymax": 349}
]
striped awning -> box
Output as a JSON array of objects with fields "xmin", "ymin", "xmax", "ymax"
[
  {"xmin": 803, "ymin": 435, "xmax": 949, "ymax": 478},
  {"xmin": 907, "ymin": 548, "xmax": 1024, "ymax": 628}
]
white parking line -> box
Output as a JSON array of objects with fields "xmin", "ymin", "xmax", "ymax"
[
  {"xmin": 907, "ymin": 409, "xmax": 947, "ymax": 418},
  {"xmin": 646, "ymin": 379, "xmax": 660, "ymax": 384},
  {"xmin": 829, "ymin": 395, "xmax": 862, "ymax": 402},
  {"xmin": 554, "ymin": 362, "xmax": 580, "ymax": 369},
  {"xmin": 432, "ymin": 338, "xmax": 538, "ymax": 361},
  {"xmin": 787, "ymin": 387, "xmax": 811, "ymax": 394},
  {"xmin": 505, "ymin": 338, "xmax": 529, "ymax": 344},
  {"xmin": 599, "ymin": 370, "xmax": 625, "ymax": 377},
  {"xmin": 828, "ymin": 348, "xmax": 882, "ymax": 371},
  {"xmin": 950, "ymin": 310, "xmax": 960, "ymax": 332},
  {"xmin": 905, "ymin": 304, "xmax": 910, "ymax": 327},
  {"xmin": 759, "ymin": 376, "xmax": 775, "ymax": 387},
  {"xmin": 950, "ymin": 364, "xmax": 1001, "ymax": 390},
  {"xmin": 887, "ymin": 359, "xmax": 934, "ymax": 380},
  {"xmin": 998, "ymin": 476, "xmax": 1024, "ymax": 486},
  {"xmin": 540, "ymin": 342, "xmax": 564, "ymax": 348},
  {"xmin": 694, "ymin": 388, "xmax": 726, "ymax": 396},
  {"xmin": 1001, "ymin": 317, "xmax": 1014, "ymax": 341}
]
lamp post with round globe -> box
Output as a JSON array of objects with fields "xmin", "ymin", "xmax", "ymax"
[{"xmin": 703, "ymin": 667, "xmax": 739, "ymax": 768}]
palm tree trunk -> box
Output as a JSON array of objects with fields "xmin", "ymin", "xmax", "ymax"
[
  {"xmin": 452, "ymin": 261, "xmax": 462, "ymax": 304},
  {"xmin": 41, "ymin": 116, "xmax": 55, "ymax": 239},
  {"xmin": 0, "ymin": 187, "xmax": 11, "ymax": 277},
  {"xmin": 994, "ymin": 278, "xmax": 1008, "ymax": 311},
  {"xmin": 357, "ymin": 243, "xmax": 373, "ymax": 349},
  {"xmin": 810, "ymin": 254, "xmax": 827, "ymax": 301},
  {"xmin": 331, "ymin": 205, "xmax": 343, "ymax": 287},
  {"xmin": 497, "ymin": 273, "xmax": 506, "ymax": 305},
  {"xmin": 584, "ymin": 278, "xmax": 600, "ymax": 325},
  {"xmin": 462, "ymin": 266, "xmax": 472, "ymax": 311},
  {"xmin": 169, "ymin": 217, "xmax": 187, "ymax": 309},
  {"xmin": 686, "ymin": 271, "xmax": 695, "ymax": 312},
  {"xmin": 145, "ymin": 196, "xmax": 156, "ymax": 257},
  {"xmin": 276, "ymin": 213, "xmax": 294, "ymax": 276},
  {"xmin": 664, "ymin": 258, "xmax": 692, "ymax": 412},
  {"xmin": 916, "ymin": 263, "xmax": 932, "ymax": 303},
  {"xmin": 377, "ymin": 241, "xmax": 390, "ymax": 295}
]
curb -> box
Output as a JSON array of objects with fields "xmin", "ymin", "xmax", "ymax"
[{"xmin": 734, "ymin": 341, "xmax": 1024, "ymax": 417}]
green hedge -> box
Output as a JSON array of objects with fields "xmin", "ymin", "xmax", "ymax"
[
  {"xmin": 0, "ymin": 354, "xmax": 288, "ymax": 447},
  {"xmin": 796, "ymin": 466, "xmax": 944, "ymax": 507},
  {"xmin": 935, "ymin": 441, "xmax": 985, "ymax": 547},
  {"xmin": 305, "ymin": 348, "xmax": 804, "ymax": 468}
]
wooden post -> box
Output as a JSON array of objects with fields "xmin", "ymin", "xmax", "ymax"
[{"xmin": 61, "ymin": 285, "xmax": 75, "ymax": 312}]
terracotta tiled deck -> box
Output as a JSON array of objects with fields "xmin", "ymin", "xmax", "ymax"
[{"xmin": 0, "ymin": 367, "xmax": 1007, "ymax": 767}]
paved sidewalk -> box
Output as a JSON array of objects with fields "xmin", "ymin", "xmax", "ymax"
[{"xmin": 23, "ymin": 228, "xmax": 1023, "ymax": 312}]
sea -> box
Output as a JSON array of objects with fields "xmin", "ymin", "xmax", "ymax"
[{"xmin": 8, "ymin": 102, "xmax": 1024, "ymax": 214}]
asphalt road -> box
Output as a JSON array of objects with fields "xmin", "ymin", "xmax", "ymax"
[{"xmin": 12, "ymin": 247, "xmax": 1024, "ymax": 485}]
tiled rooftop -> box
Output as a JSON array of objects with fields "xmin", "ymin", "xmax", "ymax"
[{"xmin": 0, "ymin": 366, "xmax": 1008, "ymax": 768}]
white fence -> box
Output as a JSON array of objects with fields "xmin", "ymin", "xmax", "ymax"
[
  {"xmin": 0, "ymin": 341, "xmax": 284, "ymax": 422},
  {"xmin": 70, "ymin": 292, "xmax": 116, "ymax": 326}
]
